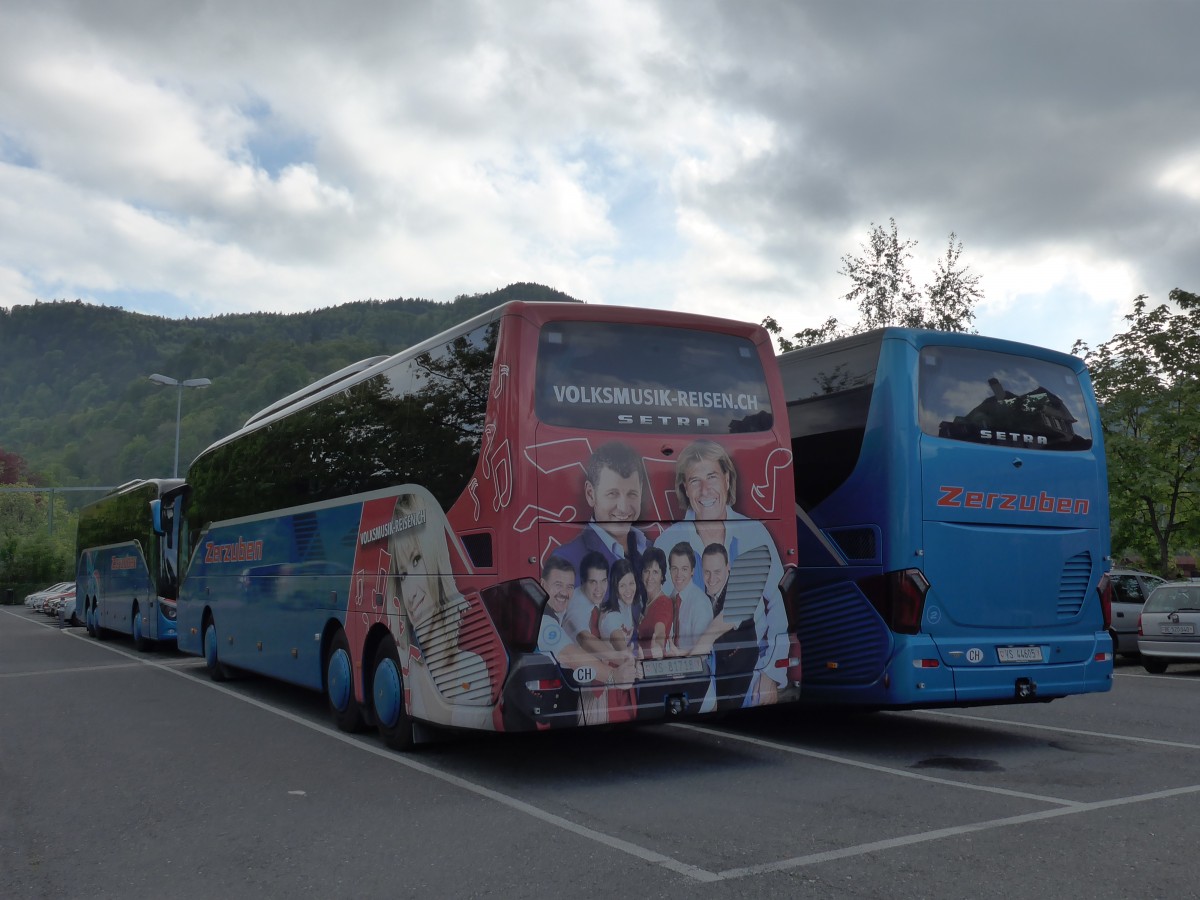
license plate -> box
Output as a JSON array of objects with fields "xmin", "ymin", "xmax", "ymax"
[
  {"xmin": 641, "ymin": 656, "xmax": 706, "ymax": 678},
  {"xmin": 997, "ymin": 645, "xmax": 1044, "ymax": 664},
  {"xmin": 1160, "ymin": 623, "xmax": 1196, "ymax": 635}
]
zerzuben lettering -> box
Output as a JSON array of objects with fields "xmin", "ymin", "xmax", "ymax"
[
  {"xmin": 936, "ymin": 485, "xmax": 1089, "ymax": 515},
  {"xmin": 204, "ymin": 537, "xmax": 265, "ymax": 565}
]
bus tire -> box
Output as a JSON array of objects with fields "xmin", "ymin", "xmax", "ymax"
[
  {"xmin": 92, "ymin": 603, "xmax": 107, "ymax": 641},
  {"xmin": 1142, "ymin": 658, "xmax": 1168, "ymax": 675},
  {"xmin": 371, "ymin": 636, "xmax": 413, "ymax": 751},
  {"xmin": 325, "ymin": 630, "xmax": 365, "ymax": 733},
  {"xmin": 132, "ymin": 604, "xmax": 150, "ymax": 652},
  {"xmin": 85, "ymin": 601, "xmax": 96, "ymax": 637},
  {"xmin": 203, "ymin": 620, "xmax": 230, "ymax": 682}
]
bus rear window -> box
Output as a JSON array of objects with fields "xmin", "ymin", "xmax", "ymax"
[
  {"xmin": 919, "ymin": 346, "xmax": 1093, "ymax": 451},
  {"xmin": 535, "ymin": 321, "xmax": 772, "ymax": 434}
]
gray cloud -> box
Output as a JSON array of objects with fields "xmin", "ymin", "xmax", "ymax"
[{"xmin": 0, "ymin": 0, "xmax": 1196, "ymax": 350}]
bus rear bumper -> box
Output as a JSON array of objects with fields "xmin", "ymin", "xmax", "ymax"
[
  {"xmin": 940, "ymin": 631, "xmax": 1114, "ymax": 703},
  {"xmin": 798, "ymin": 632, "xmax": 1113, "ymax": 708}
]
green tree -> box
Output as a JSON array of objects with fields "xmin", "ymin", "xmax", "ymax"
[
  {"xmin": 765, "ymin": 220, "xmax": 982, "ymax": 352},
  {"xmin": 0, "ymin": 485, "xmax": 77, "ymax": 585},
  {"xmin": 841, "ymin": 218, "xmax": 923, "ymax": 331},
  {"xmin": 922, "ymin": 234, "xmax": 983, "ymax": 334},
  {"xmin": 1074, "ymin": 289, "xmax": 1200, "ymax": 574}
]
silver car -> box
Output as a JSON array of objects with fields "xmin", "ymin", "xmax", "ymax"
[
  {"xmin": 25, "ymin": 581, "xmax": 74, "ymax": 611},
  {"xmin": 1137, "ymin": 582, "xmax": 1200, "ymax": 674},
  {"xmin": 1109, "ymin": 568, "xmax": 1166, "ymax": 656}
]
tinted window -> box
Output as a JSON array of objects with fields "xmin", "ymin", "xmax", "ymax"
[
  {"xmin": 778, "ymin": 333, "xmax": 881, "ymax": 410},
  {"xmin": 535, "ymin": 322, "xmax": 772, "ymax": 434},
  {"xmin": 77, "ymin": 482, "xmax": 157, "ymax": 553},
  {"xmin": 777, "ymin": 332, "xmax": 882, "ymax": 509},
  {"xmin": 1144, "ymin": 584, "xmax": 1200, "ymax": 613},
  {"xmin": 187, "ymin": 322, "xmax": 497, "ymax": 540},
  {"xmin": 1112, "ymin": 574, "xmax": 1146, "ymax": 603},
  {"xmin": 919, "ymin": 346, "xmax": 1093, "ymax": 451}
]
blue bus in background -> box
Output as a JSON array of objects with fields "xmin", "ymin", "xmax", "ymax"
[
  {"xmin": 778, "ymin": 328, "xmax": 1114, "ymax": 708},
  {"xmin": 76, "ymin": 478, "xmax": 186, "ymax": 650}
]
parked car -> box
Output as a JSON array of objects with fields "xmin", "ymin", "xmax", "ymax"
[
  {"xmin": 24, "ymin": 581, "xmax": 73, "ymax": 612},
  {"xmin": 51, "ymin": 587, "xmax": 79, "ymax": 626},
  {"xmin": 1109, "ymin": 568, "xmax": 1166, "ymax": 656},
  {"xmin": 1137, "ymin": 582, "xmax": 1200, "ymax": 673}
]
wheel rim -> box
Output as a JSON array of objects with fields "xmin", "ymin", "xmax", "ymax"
[
  {"xmin": 204, "ymin": 624, "xmax": 218, "ymax": 669},
  {"xmin": 373, "ymin": 656, "xmax": 402, "ymax": 727},
  {"xmin": 327, "ymin": 647, "xmax": 353, "ymax": 712}
]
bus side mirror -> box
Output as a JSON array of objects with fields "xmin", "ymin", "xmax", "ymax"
[{"xmin": 150, "ymin": 500, "xmax": 164, "ymax": 536}]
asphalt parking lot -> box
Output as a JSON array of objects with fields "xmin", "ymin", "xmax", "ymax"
[{"xmin": 3, "ymin": 607, "xmax": 1198, "ymax": 899}]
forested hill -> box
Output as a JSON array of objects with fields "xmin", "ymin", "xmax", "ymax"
[{"xmin": 1, "ymin": 282, "xmax": 579, "ymax": 493}]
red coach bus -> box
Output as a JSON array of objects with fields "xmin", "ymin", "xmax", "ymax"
[{"xmin": 176, "ymin": 301, "xmax": 801, "ymax": 749}]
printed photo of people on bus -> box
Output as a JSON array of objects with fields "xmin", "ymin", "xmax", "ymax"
[{"xmin": 536, "ymin": 439, "xmax": 792, "ymax": 723}]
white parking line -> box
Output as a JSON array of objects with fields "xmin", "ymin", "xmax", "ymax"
[
  {"xmin": 1117, "ymin": 669, "xmax": 1200, "ymax": 681},
  {"xmin": 0, "ymin": 661, "xmax": 144, "ymax": 678},
  {"xmin": 671, "ymin": 722, "xmax": 1084, "ymax": 806},
  {"xmin": 914, "ymin": 709, "xmax": 1200, "ymax": 752},
  {"xmin": 54, "ymin": 630, "xmax": 719, "ymax": 882},
  {"xmin": 33, "ymin": 623, "xmax": 1200, "ymax": 885},
  {"xmin": 716, "ymin": 783, "xmax": 1200, "ymax": 879},
  {"xmin": 2, "ymin": 609, "xmax": 74, "ymax": 629}
]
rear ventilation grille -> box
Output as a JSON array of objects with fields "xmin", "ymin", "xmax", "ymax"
[
  {"xmin": 829, "ymin": 527, "xmax": 877, "ymax": 562},
  {"xmin": 1057, "ymin": 551, "xmax": 1091, "ymax": 618},
  {"xmin": 797, "ymin": 581, "xmax": 892, "ymax": 684},
  {"xmin": 722, "ymin": 544, "xmax": 772, "ymax": 624}
]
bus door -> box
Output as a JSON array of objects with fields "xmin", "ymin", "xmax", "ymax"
[
  {"xmin": 151, "ymin": 491, "xmax": 186, "ymax": 640},
  {"xmin": 916, "ymin": 344, "xmax": 1105, "ymax": 689}
]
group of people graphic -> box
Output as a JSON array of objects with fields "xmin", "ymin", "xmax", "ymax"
[
  {"xmin": 361, "ymin": 438, "xmax": 789, "ymax": 732},
  {"xmin": 538, "ymin": 439, "xmax": 789, "ymax": 721}
]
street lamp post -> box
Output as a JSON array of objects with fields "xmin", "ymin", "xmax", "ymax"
[{"xmin": 149, "ymin": 374, "xmax": 212, "ymax": 477}]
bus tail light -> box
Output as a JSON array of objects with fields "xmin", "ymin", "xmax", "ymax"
[
  {"xmin": 778, "ymin": 564, "xmax": 803, "ymax": 628},
  {"xmin": 1096, "ymin": 573, "xmax": 1113, "ymax": 630},
  {"xmin": 525, "ymin": 678, "xmax": 563, "ymax": 692},
  {"xmin": 858, "ymin": 568, "xmax": 930, "ymax": 635}
]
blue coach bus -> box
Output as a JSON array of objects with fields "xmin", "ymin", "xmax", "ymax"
[
  {"xmin": 76, "ymin": 478, "xmax": 186, "ymax": 650},
  {"xmin": 778, "ymin": 327, "xmax": 1114, "ymax": 708}
]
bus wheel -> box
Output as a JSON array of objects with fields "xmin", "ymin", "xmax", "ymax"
[
  {"xmin": 1142, "ymin": 658, "xmax": 1169, "ymax": 675},
  {"xmin": 371, "ymin": 636, "xmax": 413, "ymax": 751},
  {"xmin": 92, "ymin": 604, "xmax": 107, "ymax": 641},
  {"xmin": 132, "ymin": 604, "xmax": 149, "ymax": 652},
  {"xmin": 203, "ymin": 621, "xmax": 230, "ymax": 682},
  {"xmin": 325, "ymin": 630, "xmax": 365, "ymax": 733},
  {"xmin": 85, "ymin": 602, "xmax": 96, "ymax": 637}
]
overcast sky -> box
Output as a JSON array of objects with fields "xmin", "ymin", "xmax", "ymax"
[{"xmin": 1, "ymin": 1, "xmax": 1197, "ymax": 354}]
